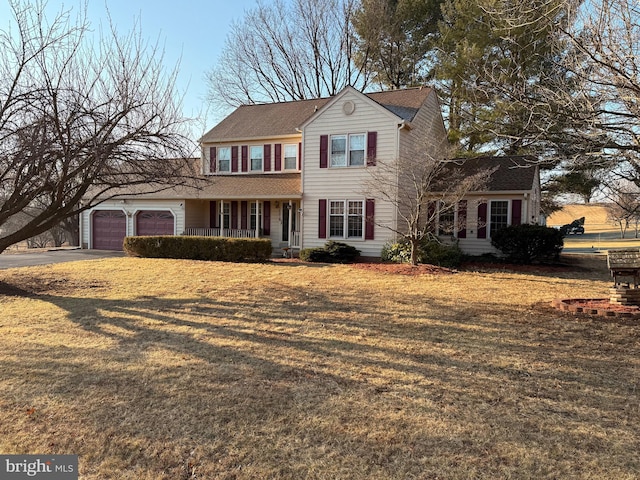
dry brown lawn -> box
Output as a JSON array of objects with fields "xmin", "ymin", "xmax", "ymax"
[{"xmin": 0, "ymin": 256, "xmax": 639, "ymax": 479}]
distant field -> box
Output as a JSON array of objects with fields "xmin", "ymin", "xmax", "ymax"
[{"xmin": 547, "ymin": 203, "xmax": 613, "ymax": 233}]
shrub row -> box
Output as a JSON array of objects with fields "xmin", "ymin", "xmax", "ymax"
[
  {"xmin": 299, "ymin": 241, "xmax": 360, "ymax": 263},
  {"xmin": 123, "ymin": 236, "xmax": 273, "ymax": 262},
  {"xmin": 381, "ymin": 238, "xmax": 463, "ymax": 267},
  {"xmin": 490, "ymin": 224, "xmax": 563, "ymax": 264}
]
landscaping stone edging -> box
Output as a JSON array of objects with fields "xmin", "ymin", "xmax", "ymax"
[{"xmin": 551, "ymin": 298, "xmax": 640, "ymax": 319}]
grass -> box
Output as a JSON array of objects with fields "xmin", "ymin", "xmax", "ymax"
[{"xmin": 0, "ymin": 256, "xmax": 639, "ymax": 479}]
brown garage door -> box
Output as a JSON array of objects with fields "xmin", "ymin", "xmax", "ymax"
[
  {"xmin": 136, "ymin": 210, "xmax": 174, "ymax": 236},
  {"xmin": 92, "ymin": 210, "xmax": 127, "ymax": 250}
]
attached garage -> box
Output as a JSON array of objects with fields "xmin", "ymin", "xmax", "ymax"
[
  {"xmin": 136, "ymin": 210, "xmax": 175, "ymax": 236},
  {"xmin": 92, "ymin": 210, "xmax": 127, "ymax": 250}
]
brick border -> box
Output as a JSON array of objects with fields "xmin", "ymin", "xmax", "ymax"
[{"xmin": 551, "ymin": 298, "xmax": 640, "ymax": 319}]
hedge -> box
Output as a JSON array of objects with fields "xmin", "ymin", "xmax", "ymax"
[
  {"xmin": 123, "ymin": 236, "xmax": 273, "ymax": 262},
  {"xmin": 490, "ymin": 224, "xmax": 563, "ymax": 264}
]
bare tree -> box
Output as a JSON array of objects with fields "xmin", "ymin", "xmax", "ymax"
[
  {"xmin": 603, "ymin": 178, "xmax": 640, "ymax": 238},
  {"xmin": 362, "ymin": 137, "xmax": 493, "ymax": 265},
  {"xmin": 0, "ymin": 1, "xmax": 197, "ymax": 254},
  {"xmin": 207, "ymin": 0, "xmax": 370, "ymax": 108}
]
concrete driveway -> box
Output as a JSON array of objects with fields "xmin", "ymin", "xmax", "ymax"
[{"xmin": 0, "ymin": 249, "xmax": 125, "ymax": 269}]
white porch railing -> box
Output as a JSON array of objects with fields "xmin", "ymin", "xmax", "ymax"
[
  {"xmin": 182, "ymin": 228, "xmax": 258, "ymax": 238},
  {"xmin": 291, "ymin": 230, "xmax": 301, "ymax": 248}
]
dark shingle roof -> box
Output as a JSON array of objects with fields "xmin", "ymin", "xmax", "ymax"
[
  {"xmin": 450, "ymin": 156, "xmax": 538, "ymax": 192},
  {"xmin": 201, "ymin": 87, "xmax": 434, "ymax": 142}
]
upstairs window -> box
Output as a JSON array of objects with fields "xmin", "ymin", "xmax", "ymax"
[
  {"xmin": 284, "ymin": 144, "xmax": 298, "ymax": 170},
  {"xmin": 250, "ymin": 146, "xmax": 263, "ymax": 171},
  {"xmin": 330, "ymin": 134, "xmax": 365, "ymax": 167},
  {"xmin": 218, "ymin": 147, "xmax": 231, "ymax": 173}
]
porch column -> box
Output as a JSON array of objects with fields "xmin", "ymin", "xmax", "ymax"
[
  {"xmin": 288, "ymin": 200, "xmax": 293, "ymax": 247},
  {"xmin": 219, "ymin": 200, "xmax": 224, "ymax": 236}
]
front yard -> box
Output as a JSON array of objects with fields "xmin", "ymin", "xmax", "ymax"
[{"xmin": 0, "ymin": 256, "xmax": 638, "ymax": 479}]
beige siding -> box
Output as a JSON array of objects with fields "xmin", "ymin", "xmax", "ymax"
[
  {"xmin": 302, "ymin": 90, "xmax": 401, "ymax": 257},
  {"xmin": 81, "ymin": 199, "xmax": 184, "ymax": 249},
  {"xmin": 202, "ymin": 135, "xmax": 302, "ymax": 175}
]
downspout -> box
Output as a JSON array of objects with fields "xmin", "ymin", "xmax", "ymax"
[{"xmin": 297, "ymin": 127, "xmax": 304, "ymax": 251}]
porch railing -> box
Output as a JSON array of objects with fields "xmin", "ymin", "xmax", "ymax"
[
  {"xmin": 291, "ymin": 230, "xmax": 301, "ymax": 248},
  {"xmin": 182, "ymin": 228, "xmax": 258, "ymax": 238}
]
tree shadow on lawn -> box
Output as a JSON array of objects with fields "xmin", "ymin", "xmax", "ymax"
[{"xmin": 1, "ymin": 281, "xmax": 639, "ymax": 477}]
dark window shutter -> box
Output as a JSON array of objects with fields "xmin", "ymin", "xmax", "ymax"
[
  {"xmin": 263, "ymin": 201, "xmax": 271, "ymax": 235},
  {"xmin": 209, "ymin": 147, "xmax": 216, "ymax": 173},
  {"xmin": 241, "ymin": 201, "xmax": 248, "ymax": 229},
  {"xmin": 231, "ymin": 146, "xmax": 238, "ymax": 172},
  {"xmin": 319, "ymin": 199, "xmax": 327, "ymax": 238},
  {"xmin": 427, "ymin": 201, "xmax": 437, "ymax": 233},
  {"xmin": 241, "ymin": 146, "xmax": 248, "ymax": 172},
  {"xmin": 209, "ymin": 201, "xmax": 218, "ymax": 228},
  {"xmin": 365, "ymin": 199, "xmax": 375, "ymax": 240},
  {"xmin": 511, "ymin": 199, "xmax": 522, "ymax": 225},
  {"xmin": 478, "ymin": 202, "xmax": 487, "ymax": 239},
  {"xmin": 231, "ymin": 201, "xmax": 238, "ymax": 229},
  {"xmin": 320, "ymin": 135, "xmax": 328, "ymax": 168},
  {"xmin": 274, "ymin": 144, "xmax": 282, "ymax": 171},
  {"xmin": 457, "ymin": 200, "xmax": 467, "ymax": 239},
  {"xmin": 298, "ymin": 142, "xmax": 302, "ymax": 170},
  {"xmin": 367, "ymin": 131, "xmax": 377, "ymax": 166},
  {"xmin": 264, "ymin": 144, "xmax": 271, "ymax": 172}
]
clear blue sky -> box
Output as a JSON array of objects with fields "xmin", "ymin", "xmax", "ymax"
[{"xmin": 0, "ymin": 0, "xmax": 259, "ymax": 136}]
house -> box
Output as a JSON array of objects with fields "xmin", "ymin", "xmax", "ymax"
[{"xmin": 80, "ymin": 86, "xmax": 541, "ymax": 257}]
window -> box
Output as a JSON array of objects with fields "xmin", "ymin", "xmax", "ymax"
[
  {"xmin": 330, "ymin": 134, "xmax": 365, "ymax": 167},
  {"xmin": 490, "ymin": 200, "xmax": 509, "ymax": 234},
  {"xmin": 438, "ymin": 202, "xmax": 455, "ymax": 236},
  {"xmin": 218, "ymin": 147, "xmax": 230, "ymax": 172},
  {"xmin": 250, "ymin": 146, "xmax": 263, "ymax": 171},
  {"xmin": 221, "ymin": 202, "xmax": 230, "ymax": 229},
  {"xmin": 329, "ymin": 200, "xmax": 364, "ymax": 239},
  {"xmin": 250, "ymin": 201, "xmax": 262, "ymax": 231},
  {"xmin": 284, "ymin": 144, "xmax": 297, "ymax": 170}
]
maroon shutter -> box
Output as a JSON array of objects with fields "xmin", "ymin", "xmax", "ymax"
[
  {"xmin": 263, "ymin": 201, "xmax": 271, "ymax": 235},
  {"xmin": 274, "ymin": 144, "xmax": 282, "ymax": 171},
  {"xmin": 231, "ymin": 201, "xmax": 238, "ymax": 229},
  {"xmin": 264, "ymin": 144, "xmax": 271, "ymax": 172},
  {"xmin": 365, "ymin": 199, "xmax": 375, "ymax": 240},
  {"xmin": 478, "ymin": 202, "xmax": 487, "ymax": 239},
  {"xmin": 241, "ymin": 201, "xmax": 248, "ymax": 229},
  {"xmin": 319, "ymin": 199, "xmax": 327, "ymax": 238},
  {"xmin": 457, "ymin": 200, "xmax": 467, "ymax": 239},
  {"xmin": 231, "ymin": 146, "xmax": 238, "ymax": 172},
  {"xmin": 241, "ymin": 146, "xmax": 248, "ymax": 172},
  {"xmin": 427, "ymin": 201, "xmax": 437, "ymax": 233},
  {"xmin": 298, "ymin": 142, "xmax": 302, "ymax": 170},
  {"xmin": 511, "ymin": 199, "xmax": 522, "ymax": 225},
  {"xmin": 367, "ymin": 131, "xmax": 377, "ymax": 166},
  {"xmin": 209, "ymin": 147, "xmax": 216, "ymax": 173},
  {"xmin": 209, "ymin": 201, "xmax": 218, "ymax": 228},
  {"xmin": 320, "ymin": 135, "xmax": 328, "ymax": 168}
]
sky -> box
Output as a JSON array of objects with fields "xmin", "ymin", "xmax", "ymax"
[{"xmin": 0, "ymin": 0, "xmax": 260, "ymax": 136}]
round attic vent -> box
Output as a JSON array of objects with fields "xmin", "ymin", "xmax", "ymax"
[{"xmin": 343, "ymin": 100, "xmax": 355, "ymax": 115}]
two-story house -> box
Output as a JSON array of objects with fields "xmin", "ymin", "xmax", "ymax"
[{"xmin": 80, "ymin": 86, "xmax": 540, "ymax": 257}]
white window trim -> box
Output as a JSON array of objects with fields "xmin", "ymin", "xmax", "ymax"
[
  {"xmin": 283, "ymin": 144, "xmax": 298, "ymax": 171},
  {"xmin": 217, "ymin": 146, "xmax": 231, "ymax": 173},
  {"xmin": 250, "ymin": 145, "xmax": 263, "ymax": 172},
  {"xmin": 329, "ymin": 133, "xmax": 366, "ymax": 168},
  {"xmin": 437, "ymin": 201, "xmax": 457, "ymax": 237},
  {"xmin": 488, "ymin": 199, "xmax": 511, "ymax": 237},
  {"xmin": 328, "ymin": 199, "xmax": 365, "ymax": 240}
]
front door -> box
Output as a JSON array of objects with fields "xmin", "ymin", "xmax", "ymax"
[{"xmin": 281, "ymin": 202, "xmax": 297, "ymax": 242}]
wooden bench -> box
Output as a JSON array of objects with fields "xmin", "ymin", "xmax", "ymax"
[{"xmin": 607, "ymin": 248, "xmax": 640, "ymax": 288}]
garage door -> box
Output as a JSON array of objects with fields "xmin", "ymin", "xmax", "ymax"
[
  {"xmin": 136, "ymin": 210, "xmax": 174, "ymax": 236},
  {"xmin": 92, "ymin": 210, "xmax": 127, "ymax": 250}
]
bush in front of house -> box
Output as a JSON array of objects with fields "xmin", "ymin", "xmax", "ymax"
[
  {"xmin": 299, "ymin": 241, "xmax": 360, "ymax": 263},
  {"xmin": 490, "ymin": 224, "xmax": 563, "ymax": 264},
  {"xmin": 123, "ymin": 236, "xmax": 273, "ymax": 262},
  {"xmin": 381, "ymin": 238, "xmax": 462, "ymax": 267}
]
